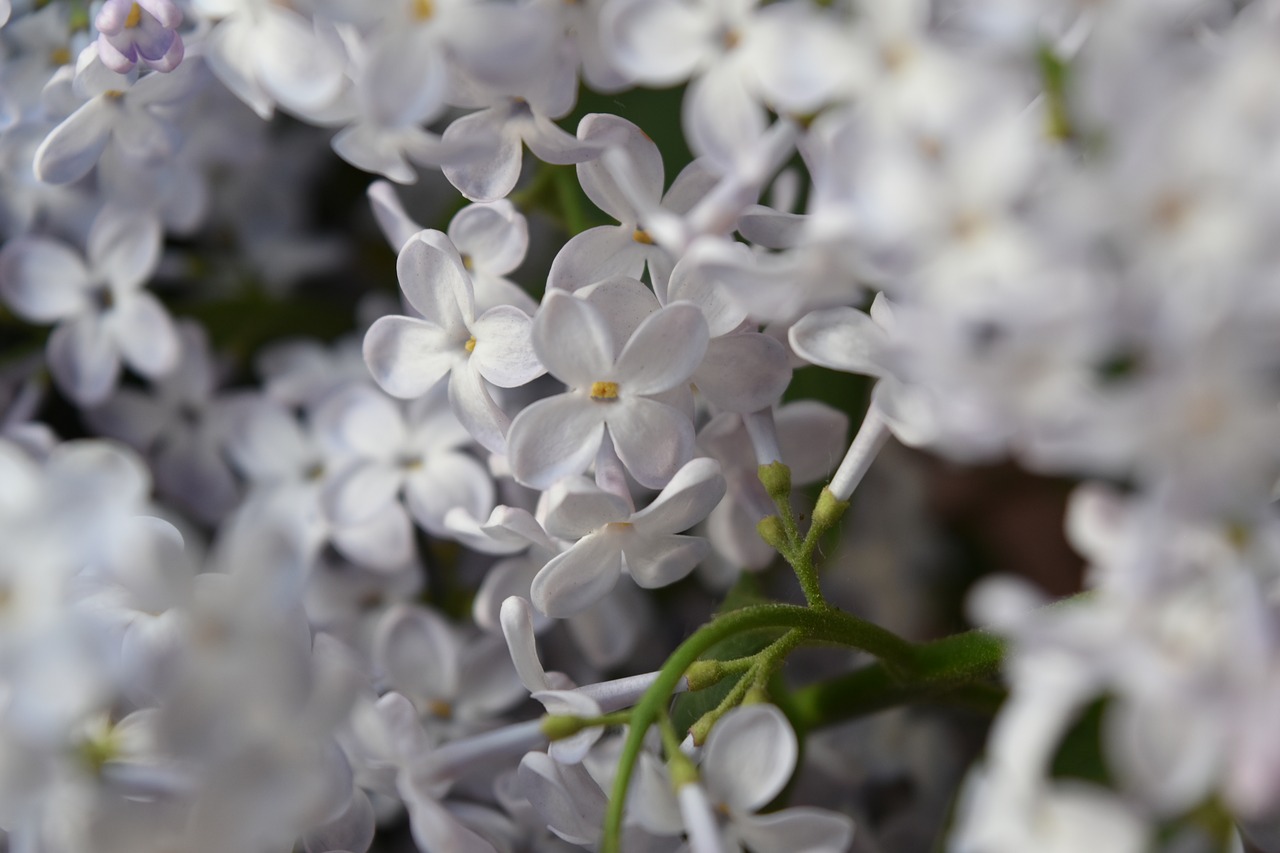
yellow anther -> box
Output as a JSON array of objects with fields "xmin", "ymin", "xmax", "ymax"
[
  {"xmin": 125, "ymin": 3, "xmax": 143, "ymax": 28},
  {"xmin": 465, "ymin": 336, "xmax": 477, "ymax": 353},
  {"xmin": 412, "ymin": 0, "xmax": 434, "ymax": 20},
  {"xmin": 605, "ymin": 521, "xmax": 634, "ymax": 533},
  {"xmin": 461, "ymin": 253, "xmax": 474, "ymax": 270},
  {"xmin": 50, "ymin": 47, "xmax": 71, "ymax": 65},
  {"xmin": 104, "ymin": 90, "xmax": 126, "ymax": 101},
  {"xmin": 590, "ymin": 381, "xmax": 620, "ymax": 400},
  {"xmin": 632, "ymin": 228, "xmax": 655, "ymax": 245},
  {"xmin": 428, "ymin": 700, "xmax": 453, "ymax": 720}
]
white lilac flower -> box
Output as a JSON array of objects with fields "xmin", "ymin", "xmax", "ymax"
[
  {"xmin": 363, "ymin": 230, "xmax": 545, "ymax": 454},
  {"xmin": 222, "ymin": 393, "xmax": 415, "ymax": 571},
  {"xmin": 548, "ymin": 113, "xmax": 716, "ymax": 294},
  {"xmin": 34, "ymin": 44, "xmax": 203, "ymax": 185},
  {"xmin": 314, "ymin": 382, "xmax": 496, "ymax": 544},
  {"xmin": 0, "ymin": 206, "xmax": 179, "ymax": 406},
  {"xmin": 94, "ymin": 0, "xmax": 185, "ymax": 74},
  {"xmin": 636, "ymin": 704, "xmax": 856, "ymax": 853},
  {"xmin": 373, "ymin": 603, "xmax": 525, "ymax": 740},
  {"xmin": 528, "ymin": 457, "xmax": 724, "ymax": 617},
  {"xmin": 507, "ymin": 289, "xmax": 708, "ymax": 489},
  {"xmin": 189, "ymin": 0, "xmax": 347, "ymax": 120},
  {"xmin": 84, "ymin": 320, "xmax": 239, "ymax": 525}
]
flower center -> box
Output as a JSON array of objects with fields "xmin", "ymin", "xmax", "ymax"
[
  {"xmin": 428, "ymin": 699, "xmax": 453, "ymax": 720},
  {"xmin": 590, "ymin": 381, "xmax": 619, "ymax": 401},
  {"xmin": 465, "ymin": 336, "xmax": 477, "ymax": 353},
  {"xmin": 125, "ymin": 3, "xmax": 143, "ymax": 28},
  {"xmin": 632, "ymin": 227, "xmax": 654, "ymax": 245},
  {"xmin": 412, "ymin": 0, "xmax": 434, "ymax": 20}
]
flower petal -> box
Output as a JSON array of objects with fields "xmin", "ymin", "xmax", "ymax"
[
  {"xmin": 622, "ymin": 533, "xmax": 708, "ymax": 589},
  {"xmin": 607, "ymin": 398, "xmax": 695, "ymax": 490},
  {"xmin": 396, "ymin": 233, "xmax": 473, "ymax": 332},
  {"xmin": 0, "ymin": 237, "xmax": 91, "ymax": 322},
  {"xmin": 447, "ymin": 362, "xmax": 509, "ymax": 455},
  {"xmin": 363, "ymin": 315, "xmax": 457, "ymax": 399},
  {"xmin": 442, "ymin": 109, "xmax": 523, "ymax": 203},
  {"xmin": 374, "ymin": 604, "xmax": 461, "ymax": 703},
  {"xmin": 447, "ymin": 200, "xmax": 527, "ymax": 277},
  {"xmin": 631, "ymin": 457, "xmax": 726, "ymax": 535},
  {"xmin": 532, "ymin": 289, "xmax": 615, "ymax": 388},
  {"xmin": 789, "ymin": 306, "xmax": 888, "ymax": 376},
  {"xmin": 732, "ymin": 807, "xmax": 856, "ymax": 853},
  {"xmin": 543, "ymin": 476, "xmax": 631, "ymax": 540},
  {"xmin": 695, "ymin": 332, "xmax": 791, "ymax": 413},
  {"xmin": 546, "ymin": 225, "xmax": 646, "ymax": 294},
  {"xmin": 614, "ymin": 302, "xmax": 709, "ymax": 396},
  {"xmin": 575, "ymin": 113, "xmax": 662, "ymax": 223},
  {"xmin": 47, "ymin": 315, "xmax": 121, "ymax": 406},
  {"xmin": 110, "ymin": 292, "xmax": 179, "ymax": 378},
  {"xmin": 33, "ymin": 98, "xmax": 113, "ymax": 184},
  {"xmin": 507, "ymin": 395, "xmax": 606, "ymax": 490},
  {"xmin": 405, "ymin": 451, "xmax": 494, "ymax": 537},
  {"xmin": 322, "ymin": 461, "xmax": 403, "ymax": 526},
  {"xmin": 531, "ymin": 534, "xmax": 624, "ymax": 619},
  {"xmin": 701, "ymin": 704, "xmax": 797, "ymax": 814},
  {"xmin": 470, "ymin": 306, "xmax": 544, "ymax": 388},
  {"xmin": 331, "ymin": 504, "xmax": 415, "ymax": 571}
]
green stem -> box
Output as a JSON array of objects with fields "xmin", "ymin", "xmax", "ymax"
[
  {"xmin": 788, "ymin": 628, "xmax": 1006, "ymax": 733},
  {"xmin": 600, "ymin": 603, "xmax": 915, "ymax": 853},
  {"xmin": 552, "ymin": 165, "xmax": 591, "ymax": 236}
]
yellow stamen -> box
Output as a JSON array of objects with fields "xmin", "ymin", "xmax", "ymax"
[
  {"xmin": 461, "ymin": 253, "xmax": 474, "ymax": 270},
  {"xmin": 412, "ymin": 0, "xmax": 434, "ymax": 20},
  {"xmin": 632, "ymin": 228, "xmax": 654, "ymax": 245},
  {"xmin": 428, "ymin": 700, "xmax": 453, "ymax": 720},
  {"xmin": 590, "ymin": 381, "xmax": 620, "ymax": 400},
  {"xmin": 104, "ymin": 90, "xmax": 126, "ymax": 101},
  {"xmin": 50, "ymin": 47, "xmax": 71, "ymax": 65},
  {"xmin": 464, "ymin": 336, "xmax": 477, "ymax": 353},
  {"xmin": 125, "ymin": 3, "xmax": 142, "ymax": 28}
]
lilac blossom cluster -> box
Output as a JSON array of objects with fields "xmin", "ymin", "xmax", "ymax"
[{"xmin": 0, "ymin": 1, "xmax": 1278, "ymax": 852}]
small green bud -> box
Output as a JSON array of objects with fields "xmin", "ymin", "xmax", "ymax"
[
  {"xmin": 540, "ymin": 714, "xmax": 588, "ymax": 741},
  {"xmin": 685, "ymin": 660, "xmax": 728, "ymax": 691},
  {"xmin": 757, "ymin": 515, "xmax": 789, "ymax": 551},
  {"xmin": 690, "ymin": 712, "xmax": 715, "ymax": 747},
  {"xmin": 757, "ymin": 461, "xmax": 793, "ymax": 503},
  {"xmin": 811, "ymin": 488, "xmax": 850, "ymax": 535},
  {"xmin": 742, "ymin": 685, "xmax": 770, "ymax": 707}
]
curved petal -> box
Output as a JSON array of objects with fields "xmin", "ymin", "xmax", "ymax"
[
  {"xmin": 322, "ymin": 461, "xmax": 403, "ymax": 526},
  {"xmin": 405, "ymin": 451, "xmax": 494, "ymax": 536},
  {"xmin": 373, "ymin": 603, "xmax": 461, "ymax": 702},
  {"xmin": 788, "ymin": 306, "xmax": 888, "ymax": 376},
  {"xmin": 701, "ymin": 704, "xmax": 797, "ymax": 814},
  {"xmin": 396, "ymin": 234, "xmax": 472, "ymax": 332},
  {"xmin": 253, "ymin": 6, "xmax": 345, "ymax": 115},
  {"xmin": 575, "ymin": 113, "xmax": 662, "ymax": 222},
  {"xmin": 776, "ymin": 401, "xmax": 849, "ymax": 484},
  {"xmin": 442, "ymin": 109, "xmax": 523, "ymax": 203},
  {"xmin": 447, "ymin": 200, "xmax": 527, "ymax": 277},
  {"xmin": 546, "ymin": 225, "xmax": 646, "ymax": 293},
  {"xmin": 694, "ymin": 332, "xmax": 791, "ymax": 413},
  {"xmin": 732, "ymin": 807, "xmax": 856, "ymax": 853},
  {"xmin": 0, "ymin": 237, "xmax": 91, "ymax": 322},
  {"xmin": 470, "ymin": 306, "xmax": 544, "ymax": 388},
  {"xmin": 622, "ymin": 533, "xmax": 708, "ymax": 588},
  {"xmin": 601, "ymin": 0, "xmax": 713, "ymax": 86},
  {"xmin": 531, "ymin": 531, "xmax": 623, "ymax": 618},
  {"xmin": 578, "ymin": 276, "xmax": 660, "ymax": 355},
  {"xmin": 614, "ymin": 302, "xmax": 709, "ymax": 395},
  {"xmin": 499, "ymin": 595, "xmax": 553, "ymax": 692},
  {"xmin": 543, "ymin": 476, "xmax": 631, "ymax": 540},
  {"xmin": 331, "ymin": 504, "xmax": 415, "ymax": 571},
  {"xmin": 110, "ymin": 292, "xmax": 179, "ymax": 378},
  {"xmin": 507, "ymin": 395, "xmax": 606, "ymax": 490},
  {"xmin": 607, "ymin": 398, "xmax": 695, "ymax": 489},
  {"xmin": 47, "ymin": 315, "xmax": 121, "ymax": 405},
  {"xmin": 524, "ymin": 114, "xmax": 600, "ymax": 165},
  {"xmin": 455, "ymin": 635, "xmax": 525, "ymax": 720},
  {"xmin": 363, "ymin": 315, "xmax": 457, "ymax": 399},
  {"xmin": 33, "ymin": 98, "xmax": 113, "ymax": 184},
  {"xmin": 447, "ymin": 362, "xmax": 509, "ymax": 456},
  {"xmin": 332, "ymin": 123, "xmax": 419, "ymax": 185},
  {"xmin": 303, "ymin": 789, "xmax": 376, "ymax": 853},
  {"xmin": 665, "ymin": 240, "xmax": 751, "ymax": 336},
  {"xmin": 360, "ymin": 29, "xmax": 446, "ymax": 128},
  {"xmin": 683, "ymin": 59, "xmax": 768, "ymax": 174},
  {"xmin": 532, "ymin": 289, "xmax": 614, "ymax": 388},
  {"xmin": 631, "ymin": 457, "xmax": 726, "ymax": 535},
  {"xmin": 367, "ymin": 180, "xmax": 422, "ymax": 250},
  {"xmin": 312, "ymin": 384, "xmax": 407, "ymax": 460},
  {"xmin": 517, "ymin": 752, "xmax": 607, "ymax": 845}
]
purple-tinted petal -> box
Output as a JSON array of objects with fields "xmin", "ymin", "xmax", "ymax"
[
  {"xmin": 447, "ymin": 362, "xmax": 509, "ymax": 456},
  {"xmin": 732, "ymin": 807, "xmax": 856, "ymax": 853},
  {"xmin": 622, "ymin": 533, "xmax": 708, "ymax": 589},
  {"xmin": 547, "ymin": 225, "xmax": 647, "ymax": 293},
  {"xmin": 447, "ymin": 200, "xmax": 527, "ymax": 277},
  {"xmin": 322, "ymin": 461, "xmax": 403, "ymax": 526},
  {"xmin": 396, "ymin": 234, "xmax": 473, "ymax": 332},
  {"xmin": 110, "ymin": 292, "xmax": 179, "ymax": 378},
  {"xmin": 33, "ymin": 98, "xmax": 113, "ymax": 184},
  {"xmin": 575, "ymin": 113, "xmax": 662, "ymax": 222},
  {"xmin": 332, "ymin": 504, "xmax": 415, "ymax": 571},
  {"xmin": 543, "ymin": 477, "xmax": 631, "ymax": 540},
  {"xmin": 694, "ymin": 332, "xmax": 791, "ymax": 413},
  {"xmin": 405, "ymin": 451, "xmax": 494, "ymax": 536},
  {"xmin": 442, "ymin": 108, "xmax": 523, "ymax": 203}
]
